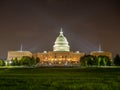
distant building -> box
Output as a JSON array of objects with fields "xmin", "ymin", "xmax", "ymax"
[
  {"xmin": 90, "ymin": 45, "xmax": 112, "ymax": 60},
  {"xmin": 35, "ymin": 28, "xmax": 85, "ymax": 66},
  {"xmin": 7, "ymin": 45, "xmax": 32, "ymax": 60}
]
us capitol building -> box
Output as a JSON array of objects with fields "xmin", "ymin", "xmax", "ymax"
[
  {"xmin": 34, "ymin": 29, "xmax": 85, "ymax": 66},
  {"xmin": 7, "ymin": 28, "xmax": 112, "ymax": 66}
]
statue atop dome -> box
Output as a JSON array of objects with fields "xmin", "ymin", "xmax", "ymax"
[
  {"xmin": 60, "ymin": 28, "xmax": 63, "ymax": 35},
  {"xmin": 53, "ymin": 28, "xmax": 70, "ymax": 52}
]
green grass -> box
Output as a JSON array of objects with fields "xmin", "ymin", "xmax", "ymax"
[{"xmin": 0, "ymin": 67, "xmax": 120, "ymax": 90}]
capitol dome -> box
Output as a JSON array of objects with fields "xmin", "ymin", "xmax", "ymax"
[{"xmin": 53, "ymin": 28, "xmax": 70, "ymax": 51}]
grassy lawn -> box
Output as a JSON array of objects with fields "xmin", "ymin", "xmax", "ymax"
[{"xmin": 0, "ymin": 67, "xmax": 120, "ymax": 90}]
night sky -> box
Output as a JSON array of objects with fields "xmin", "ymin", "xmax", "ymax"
[{"xmin": 0, "ymin": 0, "xmax": 120, "ymax": 59}]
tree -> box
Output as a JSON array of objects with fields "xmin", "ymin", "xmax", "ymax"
[
  {"xmin": 114, "ymin": 54, "xmax": 120, "ymax": 66},
  {"xmin": 97, "ymin": 55, "xmax": 111, "ymax": 66},
  {"xmin": 36, "ymin": 57, "xmax": 40, "ymax": 63},
  {"xmin": 11, "ymin": 58, "xmax": 20, "ymax": 66},
  {"xmin": 20, "ymin": 56, "xmax": 31, "ymax": 66},
  {"xmin": 19, "ymin": 56, "xmax": 38, "ymax": 66},
  {"xmin": 80, "ymin": 55, "xmax": 87, "ymax": 66},
  {"xmin": 80, "ymin": 55, "xmax": 111, "ymax": 66},
  {"xmin": 0, "ymin": 60, "xmax": 5, "ymax": 66},
  {"xmin": 80, "ymin": 55, "xmax": 96, "ymax": 66},
  {"xmin": 31, "ymin": 57, "xmax": 37, "ymax": 65}
]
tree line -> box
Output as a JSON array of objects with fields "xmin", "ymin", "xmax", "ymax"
[
  {"xmin": 0, "ymin": 54, "xmax": 120, "ymax": 67},
  {"xmin": 0, "ymin": 56, "xmax": 40, "ymax": 67},
  {"xmin": 80, "ymin": 55, "xmax": 111, "ymax": 66},
  {"xmin": 80, "ymin": 54, "xmax": 120, "ymax": 66}
]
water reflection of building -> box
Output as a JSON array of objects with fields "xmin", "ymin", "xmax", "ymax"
[{"xmin": 35, "ymin": 28, "xmax": 85, "ymax": 66}]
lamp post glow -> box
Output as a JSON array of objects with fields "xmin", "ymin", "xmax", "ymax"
[{"xmin": 9, "ymin": 60, "xmax": 12, "ymax": 65}]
